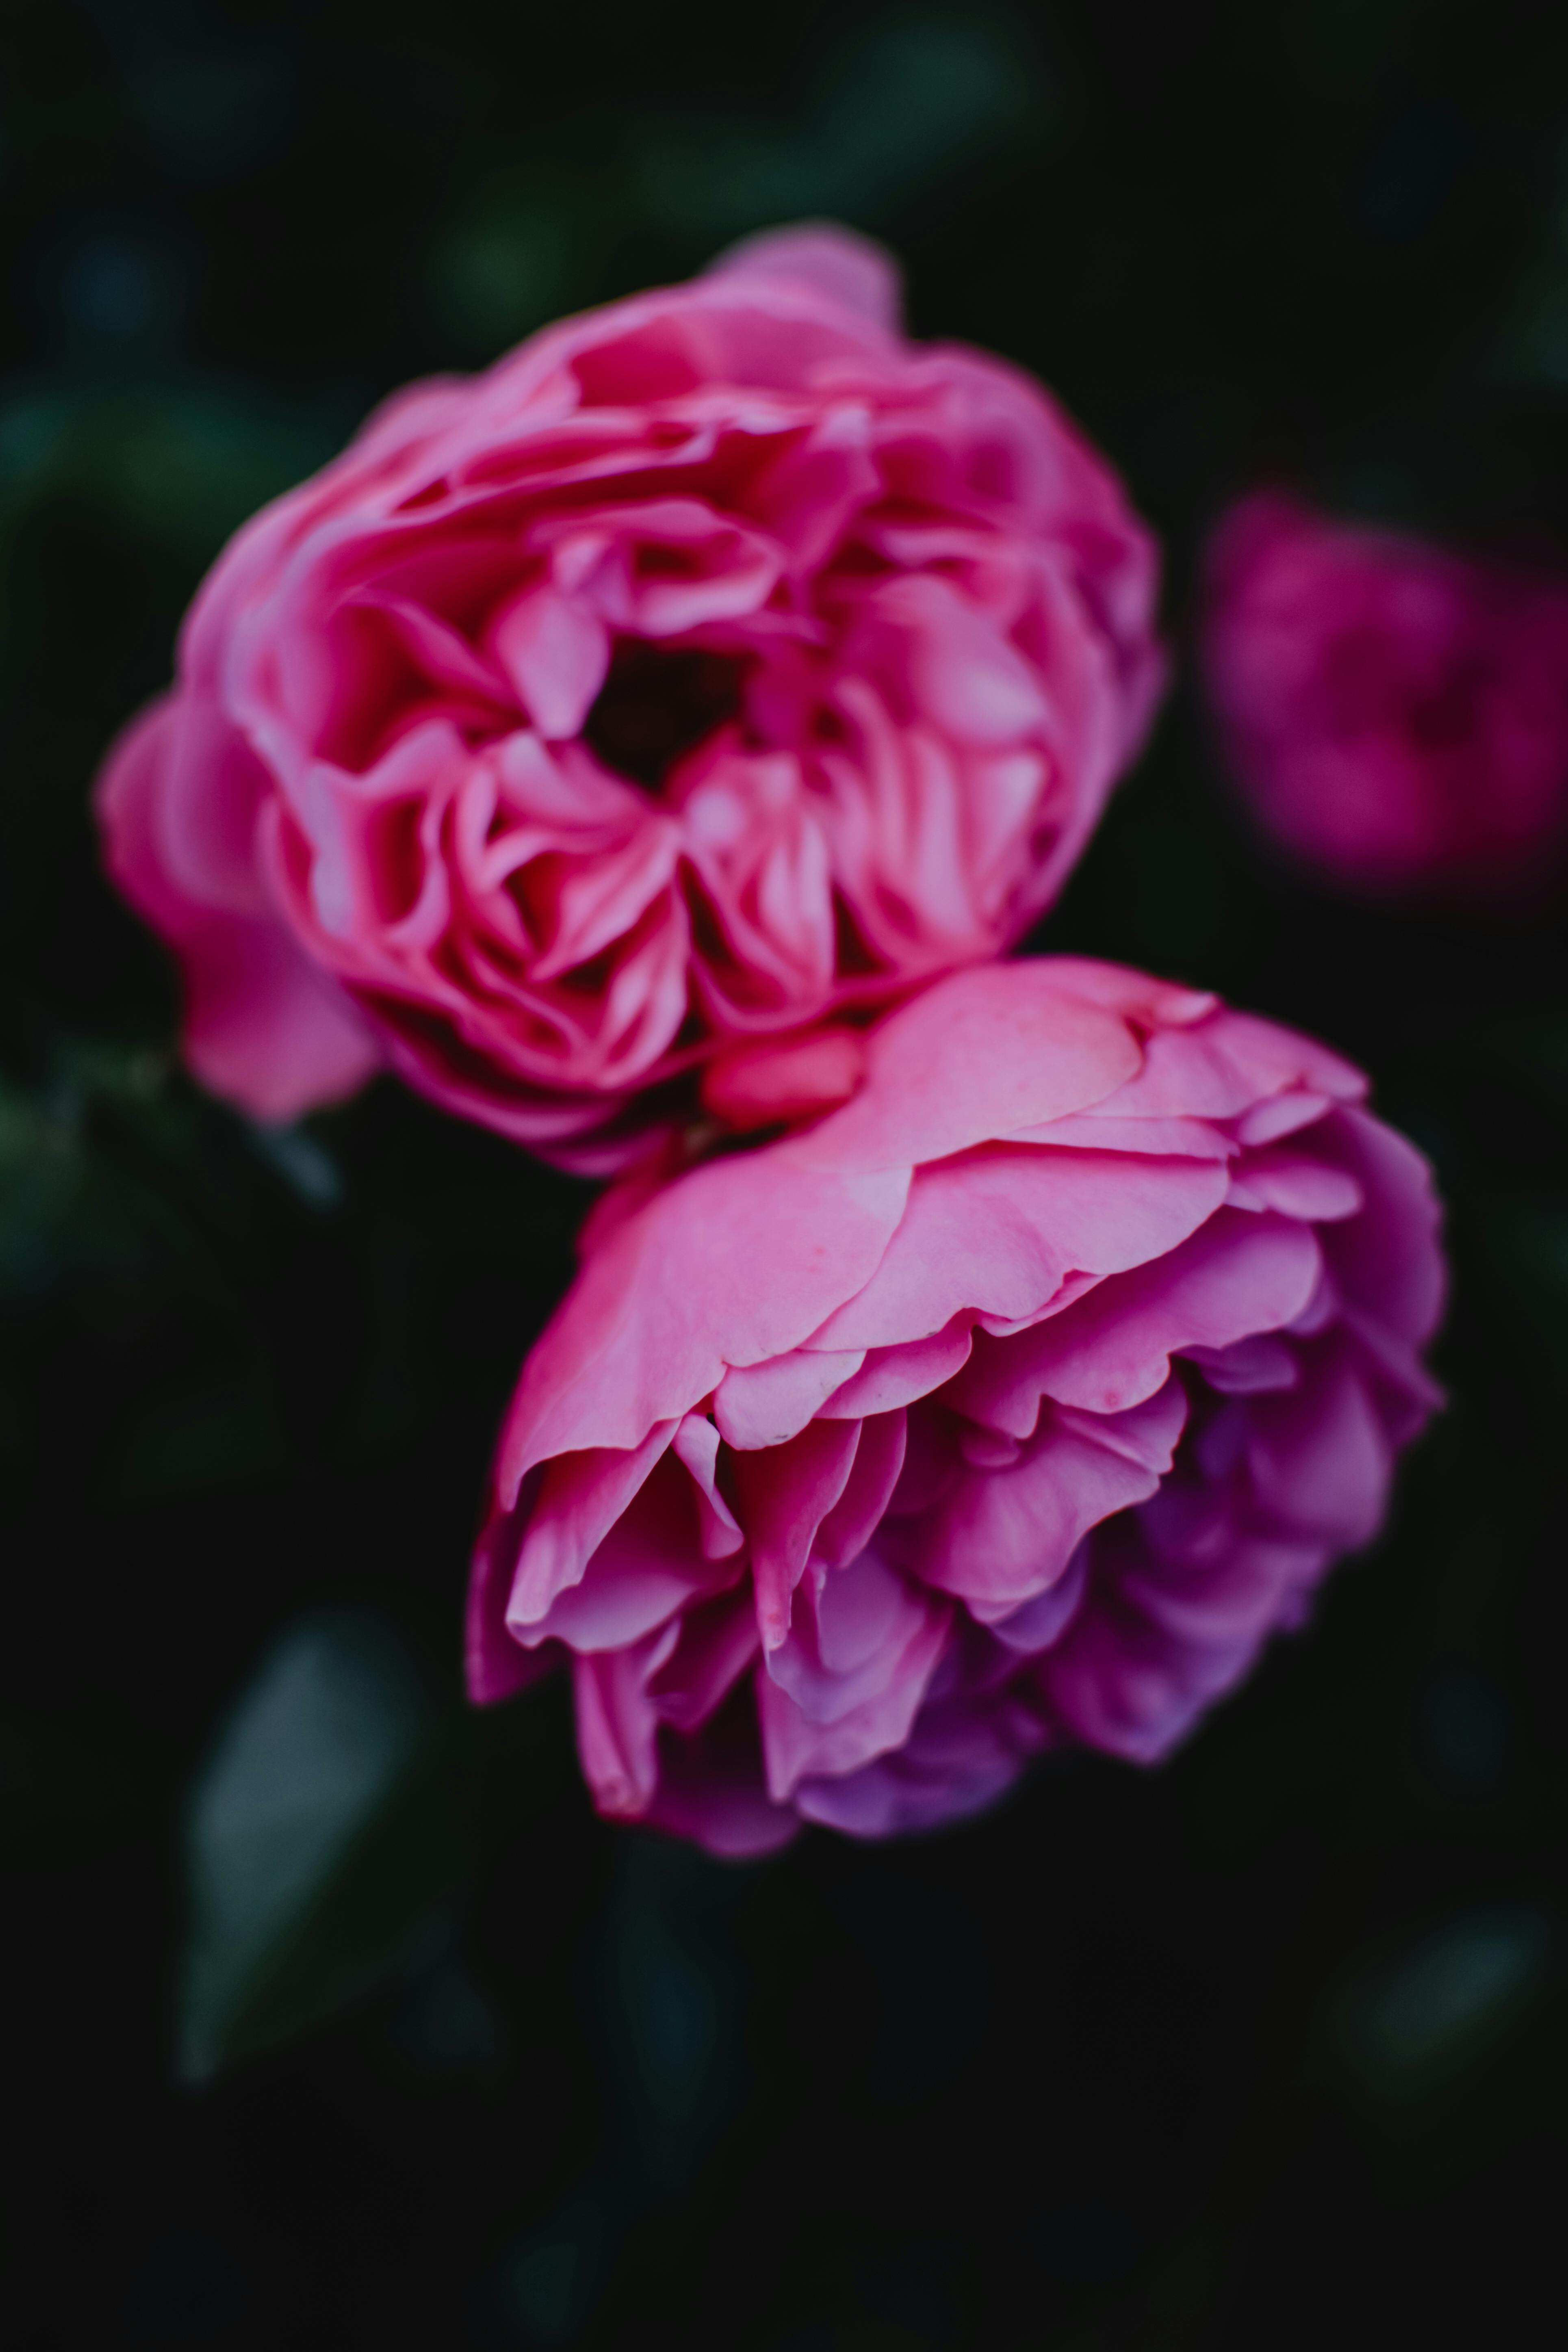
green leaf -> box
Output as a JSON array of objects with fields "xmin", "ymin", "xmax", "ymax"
[
  {"xmin": 179, "ymin": 1610, "xmax": 477, "ymax": 2083},
  {"xmin": 0, "ymin": 374, "xmax": 348, "ymax": 566},
  {"xmin": 634, "ymin": 13, "xmax": 1042, "ymax": 244}
]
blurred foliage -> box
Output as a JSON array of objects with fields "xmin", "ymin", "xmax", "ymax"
[
  {"xmin": 180, "ymin": 1608, "xmax": 481, "ymax": 2083},
  {"xmin": 2, "ymin": 2, "xmax": 1568, "ymax": 2348}
]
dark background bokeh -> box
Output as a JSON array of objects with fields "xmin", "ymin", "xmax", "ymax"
[{"xmin": 3, "ymin": 4, "xmax": 1568, "ymax": 2345}]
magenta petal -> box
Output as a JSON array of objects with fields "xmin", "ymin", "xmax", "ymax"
[
  {"xmin": 1090, "ymin": 1009, "xmax": 1363, "ymax": 1124},
  {"xmin": 672, "ymin": 1413, "xmax": 745, "ymax": 1559},
  {"xmin": 1225, "ymin": 1147, "xmax": 1362, "ymax": 1221},
  {"xmin": 793, "ymin": 1715, "xmax": 1026, "ymax": 1837},
  {"xmin": 889, "ymin": 574, "xmax": 1050, "ymax": 746},
  {"xmin": 703, "ymin": 1028, "xmax": 865, "ymax": 1130},
  {"xmin": 506, "ymin": 1420, "xmax": 678, "ymax": 1630},
  {"xmin": 156, "ymin": 691, "xmax": 276, "ymax": 914},
  {"xmin": 1245, "ymin": 1348, "xmax": 1392, "ymax": 1546},
  {"xmin": 794, "ymin": 964, "xmax": 1142, "ymax": 1173},
  {"xmin": 755, "ymin": 1572, "xmax": 951, "ymax": 1799},
  {"xmin": 643, "ymin": 1697, "xmax": 800, "ymax": 1856},
  {"xmin": 1037, "ymin": 1519, "xmax": 1320, "ymax": 1763},
  {"xmin": 519, "ymin": 1448, "xmax": 744, "ymax": 1653},
  {"xmin": 187, "ymin": 913, "xmax": 382, "ymax": 1120},
  {"xmin": 646, "ymin": 1585, "xmax": 760, "ymax": 1732},
  {"xmin": 1182, "ymin": 1333, "xmax": 1299, "ymax": 1394},
  {"xmin": 905, "ymin": 1381, "xmax": 1187, "ymax": 1618},
  {"xmin": 1033, "ymin": 1596, "xmax": 1215, "ymax": 1765},
  {"xmin": 818, "ymin": 1320, "xmax": 975, "ymax": 1418},
  {"xmin": 466, "ymin": 1497, "xmax": 567, "ymax": 1704},
  {"xmin": 814, "ymin": 1411, "xmax": 908, "ymax": 1569},
  {"xmin": 1122, "ymin": 1529, "xmax": 1324, "ymax": 1652},
  {"xmin": 812, "ymin": 1146, "xmax": 1227, "ymax": 1351},
  {"xmin": 1014, "ymin": 1111, "xmax": 1233, "ymax": 1160},
  {"xmin": 714, "ymin": 1347, "xmax": 867, "ymax": 1450},
  {"xmin": 97, "ymin": 704, "xmax": 381, "ymax": 1119},
  {"xmin": 365, "ymin": 594, "xmax": 514, "ymax": 710},
  {"xmin": 492, "ymin": 1155, "xmax": 909, "ymax": 1490},
  {"xmin": 703, "ymin": 221, "xmax": 903, "ymax": 332},
  {"xmin": 1314, "ymin": 1106, "xmax": 1446, "ymax": 1347},
  {"xmin": 951, "ymin": 1209, "xmax": 1321, "ymax": 1431},
  {"xmin": 1201, "ymin": 488, "xmax": 1568, "ymax": 899},
  {"xmin": 1235, "ymin": 1093, "xmax": 1334, "ymax": 1146},
  {"xmin": 989, "ymin": 1543, "xmax": 1091, "ymax": 1653},
  {"xmin": 491, "ymin": 587, "xmax": 610, "ymax": 739},
  {"xmin": 766, "ymin": 1548, "xmax": 935, "ymax": 1721},
  {"xmin": 733, "ymin": 1416, "xmax": 862, "ymax": 1650},
  {"xmin": 573, "ymin": 1631, "xmax": 676, "ymax": 1818}
]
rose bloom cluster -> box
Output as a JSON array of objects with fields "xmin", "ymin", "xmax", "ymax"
[
  {"xmin": 1202, "ymin": 488, "xmax": 1568, "ymax": 902},
  {"xmin": 98, "ymin": 230, "xmax": 1447, "ymax": 1848},
  {"xmin": 468, "ymin": 963, "xmax": 1443, "ymax": 1852},
  {"xmin": 97, "ymin": 228, "xmax": 1162, "ymax": 1168}
]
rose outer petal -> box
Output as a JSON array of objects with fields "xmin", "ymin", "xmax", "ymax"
[{"xmin": 97, "ymin": 698, "xmax": 382, "ymax": 1119}]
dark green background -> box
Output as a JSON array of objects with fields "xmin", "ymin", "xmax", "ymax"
[{"xmin": 3, "ymin": 4, "xmax": 1567, "ymax": 2345}]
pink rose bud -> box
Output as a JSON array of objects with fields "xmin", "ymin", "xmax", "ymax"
[
  {"xmin": 94, "ymin": 225, "xmax": 1164, "ymax": 1166},
  {"xmin": 467, "ymin": 960, "xmax": 1444, "ymax": 1853},
  {"xmin": 1201, "ymin": 488, "xmax": 1568, "ymax": 901}
]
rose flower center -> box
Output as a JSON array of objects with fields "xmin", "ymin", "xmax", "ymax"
[{"xmin": 582, "ymin": 639, "xmax": 748, "ymax": 789}]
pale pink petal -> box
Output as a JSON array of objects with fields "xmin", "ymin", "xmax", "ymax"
[
  {"xmin": 949, "ymin": 1210, "xmax": 1321, "ymax": 1431},
  {"xmin": 672, "ymin": 1413, "xmax": 746, "ymax": 1559},
  {"xmin": 492, "ymin": 1155, "xmax": 909, "ymax": 1490},
  {"xmin": 898, "ymin": 1383, "xmax": 1187, "ymax": 1619},
  {"xmin": 1314, "ymin": 1106, "xmax": 1446, "ymax": 1346},
  {"xmin": 988, "ymin": 1544, "xmax": 1091, "ymax": 1654},
  {"xmin": 794, "ymin": 963, "xmax": 1142, "ymax": 1173},
  {"xmin": 817, "ymin": 1321, "xmax": 975, "ymax": 1418},
  {"xmin": 704, "ymin": 223, "xmax": 903, "ymax": 334},
  {"xmin": 97, "ymin": 703, "xmax": 382, "ymax": 1119},
  {"xmin": 504, "ymin": 1420, "xmax": 678, "ymax": 1631},
  {"xmin": 490, "ymin": 588, "xmax": 610, "ymax": 740},
  {"xmin": 755, "ymin": 1572, "xmax": 951, "ymax": 1799},
  {"xmin": 880, "ymin": 574, "xmax": 1050, "ymax": 746},
  {"xmin": 646, "ymin": 1586, "xmax": 760, "ymax": 1732},
  {"xmin": 1226, "ymin": 1148, "xmax": 1362, "ymax": 1220},
  {"xmin": 644, "ymin": 1702, "xmax": 800, "ymax": 1856},
  {"xmin": 811, "ymin": 1147, "xmax": 1228, "ymax": 1351},
  {"xmin": 573, "ymin": 1630, "xmax": 677, "ymax": 1818},
  {"xmin": 1245, "ymin": 1350, "xmax": 1392, "ymax": 1546},
  {"xmin": 732, "ymin": 1418, "xmax": 862, "ymax": 1650},
  {"xmin": 714, "ymin": 1347, "xmax": 867, "ymax": 1450},
  {"xmin": 814, "ymin": 1410, "xmax": 908, "ymax": 1568}
]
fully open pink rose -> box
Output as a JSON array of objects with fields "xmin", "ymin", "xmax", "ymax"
[
  {"xmin": 468, "ymin": 960, "xmax": 1444, "ymax": 1853},
  {"xmin": 95, "ymin": 226, "xmax": 1163, "ymax": 1165},
  {"xmin": 1202, "ymin": 489, "xmax": 1568, "ymax": 900}
]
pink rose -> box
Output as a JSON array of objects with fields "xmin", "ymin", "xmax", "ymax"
[
  {"xmin": 1201, "ymin": 488, "xmax": 1568, "ymax": 900},
  {"xmin": 467, "ymin": 959, "xmax": 1444, "ymax": 1853},
  {"xmin": 95, "ymin": 226, "xmax": 1163, "ymax": 1165}
]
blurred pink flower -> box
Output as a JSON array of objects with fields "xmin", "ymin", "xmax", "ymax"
[
  {"xmin": 95, "ymin": 225, "xmax": 1163, "ymax": 1168},
  {"xmin": 468, "ymin": 959, "xmax": 1444, "ymax": 1853},
  {"xmin": 1201, "ymin": 489, "xmax": 1568, "ymax": 900}
]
